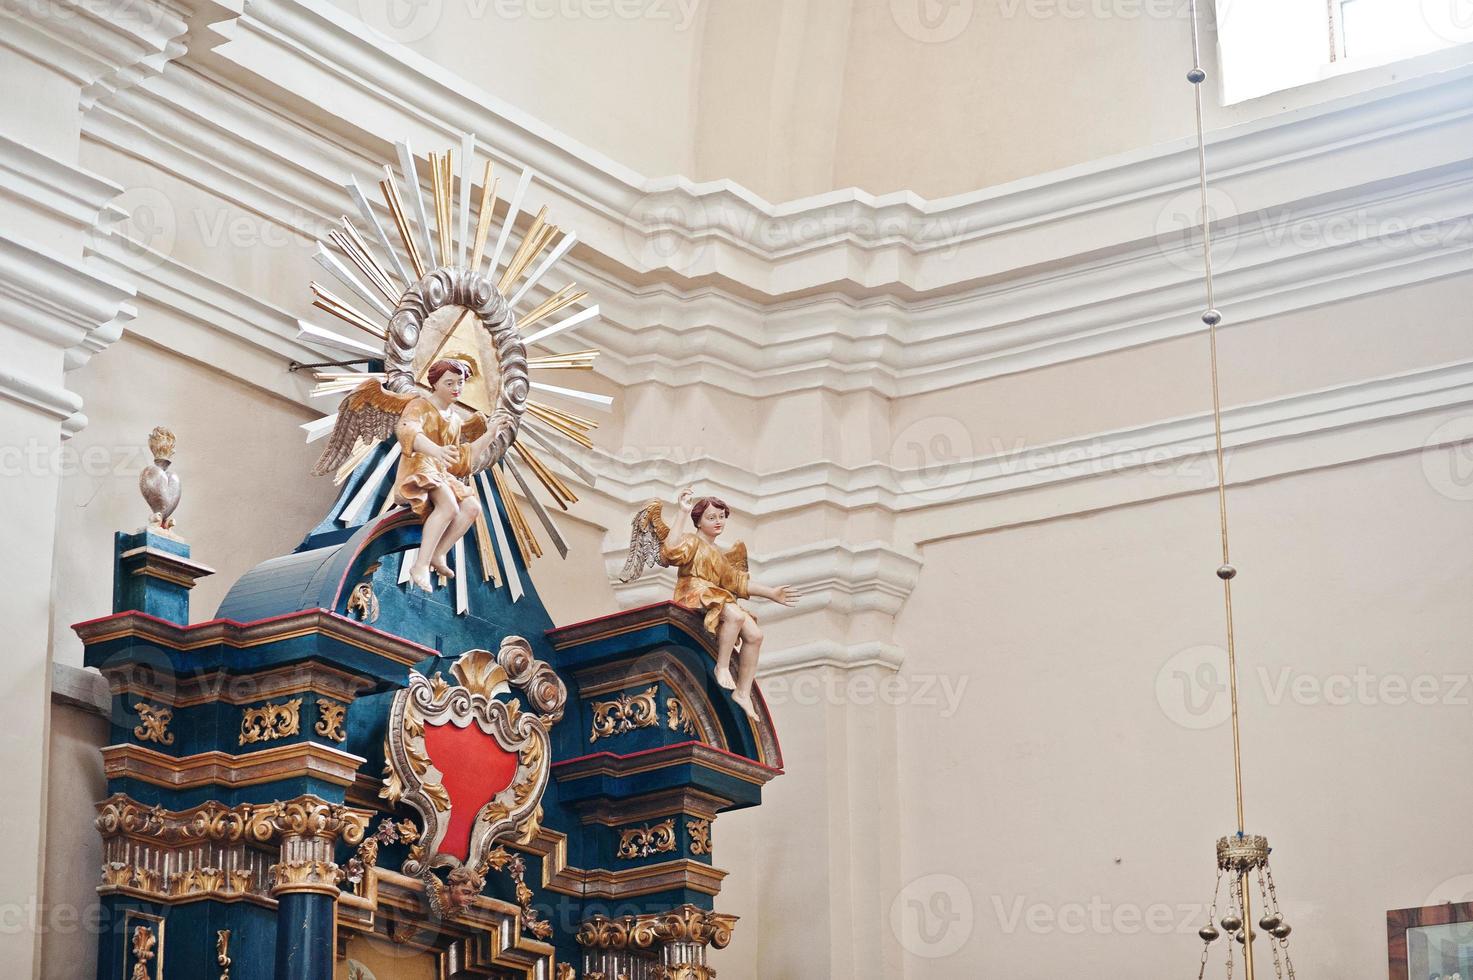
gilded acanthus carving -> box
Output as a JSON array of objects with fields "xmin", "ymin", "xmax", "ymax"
[
  {"xmin": 666, "ymin": 697, "xmax": 698, "ymax": 738},
  {"xmin": 616, "ymin": 819, "xmax": 677, "ymax": 860},
  {"xmin": 102, "ymin": 863, "xmax": 253, "ymax": 902},
  {"xmin": 166, "ymin": 867, "xmax": 251, "ymax": 898},
  {"xmin": 239, "ymin": 697, "xmax": 302, "ymax": 745},
  {"xmin": 632, "ymin": 906, "xmax": 738, "ymax": 950},
  {"xmin": 346, "ymin": 581, "xmax": 379, "ymax": 622},
  {"xmin": 342, "ymin": 817, "xmax": 419, "ymax": 895},
  {"xmin": 590, "ymin": 686, "xmax": 659, "ymax": 743},
  {"xmin": 577, "ymin": 904, "xmax": 738, "ymax": 978},
  {"xmin": 133, "ymin": 703, "xmax": 175, "ymax": 745},
  {"xmin": 687, "ymin": 819, "xmax": 711, "ymax": 856},
  {"xmin": 315, "ymin": 698, "xmax": 346, "ymax": 741},
  {"xmin": 216, "ymin": 929, "xmax": 231, "ymax": 980},
  {"xmin": 656, "ymin": 967, "xmax": 716, "ymax": 980},
  {"xmin": 97, "ymin": 795, "xmax": 368, "ymax": 847},
  {"xmin": 268, "ymin": 859, "xmax": 339, "ymax": 892},
  {"xmin": 130, "ymin": 923, "xmax": 158, "ymax": 980}
]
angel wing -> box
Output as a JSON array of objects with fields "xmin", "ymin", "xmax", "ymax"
[
  {"xmin": 311, "ymin": 380, "xmax": 417, "ymax": 480},
  {"xmin": 724, "ymin": 541, "xmax": 748, "ymax": 573},
  {"xmin": 618, "ymin": 500, "xmax": 672, "ymax": 583}
]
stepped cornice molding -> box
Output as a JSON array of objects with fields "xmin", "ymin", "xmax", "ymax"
[
  {"xmin": 77, "ymin": 46, "xmax": 1473, "ymax": 397},
  {"xmin": 215, "ymin": 0, "xmax": 1473, "ymax": 298},
  {"xmin": 605, "ymin": 539, "xmax": 924, "ymax": 624},
  {"xmin": 573, "ymin": 357, "xmax": 1473, "ymax": 534},
  {"xmin": 0, "ymin": 0, "xmax": 243, "ymax": 106},
  {"xmin": 0, "ymin": 234, "xmax": 135, "ymax": 371},
  {"xmin": 0, "ymin": 134, "xmax": 128, "ymax": 238}
]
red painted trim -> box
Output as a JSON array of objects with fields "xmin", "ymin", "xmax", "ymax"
[
  {"xmin": 326, "ymin": 510, "xmax": 420, "ymax": 610},
  {"xmin": 71, "ymin": 607, "xmax": 438, "ymax": 658},
  {"xmin": 553, "ymin": 740, "xmax": 784, "ymax": 777},
  {"xmin": 543, "ymin": 600, "xmax": 679, "ymax": 639}
]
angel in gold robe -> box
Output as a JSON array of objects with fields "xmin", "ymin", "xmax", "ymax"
[
  {"xmin": 621, "ymin": 487, "xmax": 801, "ymax": 719},
  {"xmin": 313, "ymin": 359, "xmax": 499, "ymax": 594}
]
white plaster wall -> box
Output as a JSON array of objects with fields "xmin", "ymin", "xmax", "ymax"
[
  {"xmin": 886, "ymin": 447, "xmax": 1473, "ymax": 978},
  {"xmin": 39, "ymin": 704, "xmax": 108, "ymax": 980},
  {"xmin": 50, "ymin": 335, "xmax": 337, "ymax": 661},
  {"xmin": 15, "ymin": 0, "xmax": 1472, "ymax": 977},
  {"xmin": 316, "ymin": 0, "xmax": 1473, "ymax": 200}
]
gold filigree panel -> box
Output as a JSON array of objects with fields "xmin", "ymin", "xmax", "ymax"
[
  {"xmin": 240, "ymin": 698, "xmax": 302, "ymax": 745},
  {"xmin": 590, "ymin": 686, "xmax": 659, "ymax": 743},
  {"xmin": 616, "ymin": 819, "xmax": 677, "ymax": 861}
]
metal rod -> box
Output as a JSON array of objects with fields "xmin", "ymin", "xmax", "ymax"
[
  {"xmin": 1188, "ymin": 2, "xmax": 1254, "ymax": 977},
  {"xmin": 288, "ymin": 358, "xmax": 378, "ymax": 373}
]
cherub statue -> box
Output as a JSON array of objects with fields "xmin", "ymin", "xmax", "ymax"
[
  {"xmin": 313, "ymin": 359, "xmax": 501, "ymax": 593},
  {"xmin": 428, "ymin": 865, "xmax": 485, "ymax": 917},
  {"xmin": 621, "ymin": 487, "xmax": 801, "ymax": 720}
]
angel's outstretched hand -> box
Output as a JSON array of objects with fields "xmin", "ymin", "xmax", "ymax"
[{"xmin": 769, "ymin": 585, "xmax": 802, "ymax": 607}]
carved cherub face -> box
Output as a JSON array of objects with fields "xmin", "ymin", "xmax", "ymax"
[
  {"xmin": 433, "ymin": 366, "xmax": 467, "ymax": 401},
  {"xmin": 442, "ymin": 867, "xmax": 483, "ymax": 913},
  {"xmin": 696, "ymin": 503, "xmax": 727, "ymax": 538}
]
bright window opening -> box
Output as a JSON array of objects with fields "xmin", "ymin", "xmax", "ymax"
[{"xmin": 1218, "ymin": 0, "xmax": 1473, "ymax": 104}]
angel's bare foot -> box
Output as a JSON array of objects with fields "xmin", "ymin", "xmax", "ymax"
[
  {"xmin": 431, "ymin": 558, "xmax": 455, "ymax": 579},
  {"xmin": 731, "ymin": 689, "xmax": 760, "ymax": 722},
  {"xmin": 409, "ymin": 563, "xmax": 435, "ymax": 593},
  {"xmin": 714, "ymin": 664, "xmax": 736, "ymax": 691}
]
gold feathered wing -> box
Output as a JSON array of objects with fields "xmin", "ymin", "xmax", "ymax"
[
  {"xmin": 725, "ymin": 541, "xmax": 748, "ymax": 573},
  {"xmin": 311, "ymin": 380, "xmax": 418, "ymax": 480},
  {"xmin": 618, "ymin": 500, "xmax": 672, "ymax": 583}
]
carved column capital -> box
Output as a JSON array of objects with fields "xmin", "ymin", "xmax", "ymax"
[
  {"xmin": 248, "ymin": 796, "xmax": 370, "ymax": 846},
  {"xmin": 578, "ymin": 905, "xmax": 737, "ymax": 979}
]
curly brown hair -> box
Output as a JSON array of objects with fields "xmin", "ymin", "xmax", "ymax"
[
  {"xmin": 690, "ymin": 496, "xmax": 730, "ymax": 527},
  {"xmin": 426, "ymin": 358, "xmax": 471, "ymax": 387}
]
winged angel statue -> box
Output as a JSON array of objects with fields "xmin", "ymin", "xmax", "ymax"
[
  {"xmin": 621, "ymin": 487, "xmax": 802, "ymax": 720},
  {"xmin": 314, "ymin": 358, "xmax": 507, "ymax": 593}
]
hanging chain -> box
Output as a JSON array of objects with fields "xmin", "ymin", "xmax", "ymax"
[
  {"xmin": 1198, "ymin": 867, "xmax": 1226, "ymax": 980},
  {"xmin": 1257, "ymin": 869, "xmax": 1286, "ymax": 980},
  {"xmin": 1265, "ymin": 864, "xmax": 1297, "ymax": 980}
]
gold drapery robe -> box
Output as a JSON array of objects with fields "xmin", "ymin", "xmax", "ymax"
[
  {"xmin": 394, "ymin": 397, "xmax": 476, "ymax": 517},
  {"xmin": 658, "ymin": 524, "xmax": 752, "ymax": 635}
]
